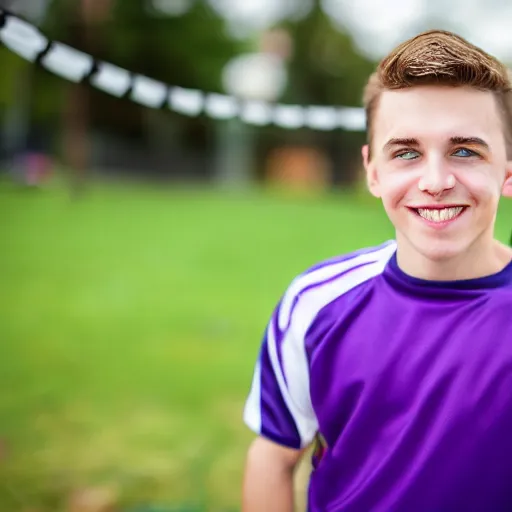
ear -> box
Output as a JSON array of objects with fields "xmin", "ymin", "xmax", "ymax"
[
  {"xmin": 503, "ymin": 162, "xmax": 512, "ymax": 198},
  {"xmin": 362, "ymin": 144, "xmax": 381, "ymax": 198}
]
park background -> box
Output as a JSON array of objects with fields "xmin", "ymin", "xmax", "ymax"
[{"xmin": 1, "ymin": 1, "xmax": 511, "ymax": 511}]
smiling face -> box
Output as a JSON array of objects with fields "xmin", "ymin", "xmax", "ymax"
[{"xmin": 363, "ymin": 85, "xmax": 512, "ymax": 269}]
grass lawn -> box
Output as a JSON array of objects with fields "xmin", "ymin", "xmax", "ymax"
[{"xmin": 0, "ymin": 178, "xmax": 510, "ymax": 511}]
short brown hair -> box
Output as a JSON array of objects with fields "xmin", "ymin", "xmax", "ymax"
[{"xmin": 363, "ymin": 30, "xmax": 512, "ymax": 158}]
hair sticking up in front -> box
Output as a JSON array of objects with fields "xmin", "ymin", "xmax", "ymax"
[{"xmin": 379, "ymin": 30, "xmax": 510, "ymax": 90}]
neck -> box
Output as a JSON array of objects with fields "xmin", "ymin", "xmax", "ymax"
[{"xmin": 396, "ymin": 235, "xmax": 512, "ymax": 282}]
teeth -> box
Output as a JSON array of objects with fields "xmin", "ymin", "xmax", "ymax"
[{"xmin": 417, "ymin": 207, "xmax": 464, "ymax": 222}]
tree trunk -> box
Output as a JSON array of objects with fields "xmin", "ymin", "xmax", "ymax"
[{"xmin": 61, "ymin": 0, "xmax": 111, "ymax": 195}]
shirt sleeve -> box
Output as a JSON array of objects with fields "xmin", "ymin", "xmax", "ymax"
[{"xmin": 243, "ymin": 300, "xmax": 318, "ymax": 450}]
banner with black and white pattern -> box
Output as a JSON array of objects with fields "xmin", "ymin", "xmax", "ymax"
[{"xmin": 0, "ymin": 8, "xmax": 367, "ymax": 132}]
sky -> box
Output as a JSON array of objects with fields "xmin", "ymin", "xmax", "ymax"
[{"xmin": 206, "ymin": 0, "xmax": 512, "ymax": 64}]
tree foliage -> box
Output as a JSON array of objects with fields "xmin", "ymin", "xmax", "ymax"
[
  {"xmin": 43, "ymin": 0, "xmax": 248, "ymax": 92},
  {"xmin": 283, "ymin": 3, "xmax": 376, "ymax": 107}
]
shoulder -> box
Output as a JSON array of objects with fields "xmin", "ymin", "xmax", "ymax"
[{"xmin": 277, "ymin": 240, "xmax": 397, "ymax": 335}]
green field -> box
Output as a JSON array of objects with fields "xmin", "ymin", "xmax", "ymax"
[{"xmin": 0, "ymin": 179, "xmax": 510, "ymax": 511}]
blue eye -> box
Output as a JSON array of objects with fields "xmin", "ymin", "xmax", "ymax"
[
  {"xmin": 397, "ymin": 151, "xmax": 419, "ymax": 160},
  {"xmin": 453, "ymin": 148, "xmax": 476, "ymax": 157}
]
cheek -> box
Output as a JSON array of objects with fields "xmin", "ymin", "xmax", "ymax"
[
  {"xmin": 455, "ymin": 169, "xmax": 503, "ymax": 204},
  {"xmin": 377, "ymin": 170, "xmax": 415, "ymax": 209}
]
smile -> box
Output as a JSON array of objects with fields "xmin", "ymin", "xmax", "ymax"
[{"xmin": 409, "ymin": 205, "xmax": 468, "ymax": 224}]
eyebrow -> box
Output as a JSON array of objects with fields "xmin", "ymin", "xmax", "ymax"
[
  {"xmin": 449, "ymin": 136, "xmax": 489, "ymax": 149},
  {"xmin": 383, "ymin": 138, "xmax": 420, "ymax": 151},
  {"xmin": 383, "ymin": 136, "xmax": 490, "ymax": 152}
]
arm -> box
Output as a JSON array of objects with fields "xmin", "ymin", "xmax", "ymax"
[
  {"xmin": 242, "ymin": 436, "xmax": 306, "ymax": 512},
  {"xmin": 242, "ymin": 297, "xmax": 318, "ymax": 512}
]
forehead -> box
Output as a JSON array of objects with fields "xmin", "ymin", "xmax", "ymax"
[{"xmin": 373, "ymin": 85, "xmax": 504, "ymax": 148}]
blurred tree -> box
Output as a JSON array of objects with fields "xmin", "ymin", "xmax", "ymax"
[
  {"xmin": 269, "ymin": 1, "xmax": 377, "ymax": 186},
  {"xmin": 284, "ymin": 2, "xmax": 376, "ymax": 107},
  {"xmin": 58, "ymin": 0, "xmax": 112, "ymax": 193},
  {"xmin": 41, "ymin": 0, "xmax": 247, "ymax": 133},
  {"xmin": 32, "ymin": 0, "xmax": 247, "ymax": 181}
]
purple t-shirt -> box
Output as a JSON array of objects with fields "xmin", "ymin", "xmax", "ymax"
[{"xmin": 244, "ymin": 240, "xmax": 512, "ymax": 511}]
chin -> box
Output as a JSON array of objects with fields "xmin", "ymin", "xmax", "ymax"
[
  {"xmin": 417, "ymin": 245, "xmax": 465, "ymax": 262},
  {"xmin": 407, "ymin": 234, "xmax": 471, "ymax": 263}
]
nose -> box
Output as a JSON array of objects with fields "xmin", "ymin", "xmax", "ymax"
[{"xmin": 418, "ymin": 157, "xmax": 456, "ymax": 195}]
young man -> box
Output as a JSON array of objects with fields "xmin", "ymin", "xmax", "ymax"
[{"xmin": 242, "ymin": 30, "xmax": 512, "ymax": 512}]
